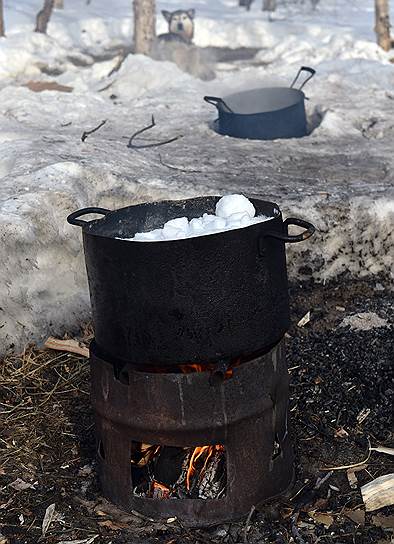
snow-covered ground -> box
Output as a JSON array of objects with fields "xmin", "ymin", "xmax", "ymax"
[{"xmin": 0, "ymin": 0, "xmax": 393, "ymax": 354}]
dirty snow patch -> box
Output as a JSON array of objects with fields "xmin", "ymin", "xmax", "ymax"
[{"xmin": 340, "ymin": 312, "xmax": 389, "ymax": 331}]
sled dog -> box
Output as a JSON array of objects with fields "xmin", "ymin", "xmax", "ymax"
[
  {"xmin": 158, "ymin": 9, "xmax": 195, "ymax": 44},
  {"xmin": 153, "ymin": 9, "xmax": 215, "ymax": 81}
]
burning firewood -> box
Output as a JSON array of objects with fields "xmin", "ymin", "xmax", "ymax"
[
  {"xmin": 198, "ymin": 446, "xmax": 226, "ymax": 499},
  {"xmin": 131, "ymin": 443, "xmax": 226, "ymax": 500},
  {"xmin": 185, "ymin": 445, "xmax": 225, "ymax": 495}
]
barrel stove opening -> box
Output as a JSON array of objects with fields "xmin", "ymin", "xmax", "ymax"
[{"xmin": 131, "ymin": 442, "xmax": 227, "ymax": 500}]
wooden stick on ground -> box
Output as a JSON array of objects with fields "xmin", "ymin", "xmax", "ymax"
[
  {"xmin": 44, "ymin": 337, "xmax": 89, "ymax": 358},
  {"xmin": 361, "ymin": 473, "xmax": 394, "ymax": 512},
  {"xmin": 320, "ymin": 438, "xmax": 371, "ymax": 471}
]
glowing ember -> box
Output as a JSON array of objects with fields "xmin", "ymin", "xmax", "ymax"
[
  {"xmin": 151, "ymin": 480, "xmax": 171, "ymax": 499},
  {"xmin": 179, "ymin": 363, "xmax": 206, "ymax": 373},
  {"xmin": 139, "ymin": 357, "xmax": 241, "ymax": 377}
]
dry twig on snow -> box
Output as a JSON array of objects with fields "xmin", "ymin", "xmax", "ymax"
[
  {"xmin": 81, "ymin": 120, "xmax": 107, "ymax": 142},
  {"xmin": 127, "ymin": 115, "xmax": 183, "ymax": 149}
]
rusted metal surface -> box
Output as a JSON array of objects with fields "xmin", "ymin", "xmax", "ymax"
[{"xmin": 91, "ymin": 339, "xmax": 294, "ymax": 526}]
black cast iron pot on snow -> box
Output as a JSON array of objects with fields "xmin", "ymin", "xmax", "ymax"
[
  {"xmin": 68, "ymin": 197, "xmax": 315, "ymax": 367},
  {"xmin": 204, "ymin": 66, "xmax": 315, "ymax": 140}
]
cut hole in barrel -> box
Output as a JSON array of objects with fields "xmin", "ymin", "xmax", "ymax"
[{"xmin": 130, "ymin": 441, "xmax": 227, "ymax": 500}]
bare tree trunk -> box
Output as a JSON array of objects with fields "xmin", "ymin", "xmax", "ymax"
[
  {"xmin": 262, "ymin": 0, "xmax": 276, "ymax": 11},
  {"xmin": 54, "ymin": 0, "xmax": 64, "ymax": 8},
  {"xmin": 133, "ymin": 0, "xmax": 156, "ymax": 55},
  {"xmin": 35, "ymin": 0, "xmax": 55, "ymax": 34},
  {"xmin": 0, "ymin": 0, "xmax": 5, "ymax": 37},
  {"xmin": 375, "ymin": 0, "xmax": 391, "ymax": 51}
]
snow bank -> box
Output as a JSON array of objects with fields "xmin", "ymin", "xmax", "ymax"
[
  {"xmin": 0, "ymin": 0, "xmax": 393, "ymax": 356},
  {"xmin": 109, "ymin": 55, "xmax": 194, "ymax": 100}
]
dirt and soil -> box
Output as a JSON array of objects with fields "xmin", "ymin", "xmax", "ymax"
[{"xmin": 0, "ymin": 278, "xmax": 393, "ymax": 544}]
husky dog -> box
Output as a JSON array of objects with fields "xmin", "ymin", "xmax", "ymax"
[
  {"xmin": 152, "ymin": 9, "xmax": 215, "ymax": 81},
  {"xmin": 158, "ymin": 9, "xmax": 195, "ymax": 44}
]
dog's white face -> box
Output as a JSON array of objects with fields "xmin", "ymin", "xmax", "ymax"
[{"xmin": 162, "ymin": 9, "xmax": 195, "ymax": 42}]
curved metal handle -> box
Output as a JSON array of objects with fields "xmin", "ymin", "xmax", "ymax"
[
  {"xmin": 67, "ymin": 207, "xmax": 111, "ymax": 227},
  {"xmin": 290, "ymin": 66, "xmax": 316, "ymax": 91},
  {"xmin": 204, "ymin": 96, "xmax": 234, "ymax": 113},
  {"xmin": 265, "ymin": 218, "xmax": 316, "ymax": 244}
]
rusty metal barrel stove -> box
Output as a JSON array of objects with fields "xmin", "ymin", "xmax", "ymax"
[{"xmin": 67, "ymin": 196, "xmax": 315, "ymax": 525}]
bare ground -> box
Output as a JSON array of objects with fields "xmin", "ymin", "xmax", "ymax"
[{"xmin": 0, "ymin": 277, "xmax": 393, "ymax": 544}]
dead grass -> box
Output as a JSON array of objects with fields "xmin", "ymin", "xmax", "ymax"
[
  {"xmin": 0, "ymin": 345, "xmax": 90, "ymax": 474},
  {"xmin": 0, "ymin": 339, "xmax": 98, "ymax": 543}
]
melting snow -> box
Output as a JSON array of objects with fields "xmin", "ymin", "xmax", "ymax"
[{"xmin": 125, "ymin": 195, "xmax": 272, "ymax": 241}]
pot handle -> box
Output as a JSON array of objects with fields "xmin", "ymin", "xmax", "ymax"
[
  {"xmin": 67, "ymin": 207, "xmax": 111, "ymax": 227},
  {"xmin": 290, "ymin": 66, "xmax": 316, "ymax": 91},
  {"xmin": 204, "ymin": 96, "xmax": 234, "ymax": 113},
  {"xmin": 265, "ymin": 218, "xmax": 316, "ymax": 243}
]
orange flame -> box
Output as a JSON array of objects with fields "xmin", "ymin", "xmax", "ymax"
[
  {"xmin": 143, "ymin": 357, "xmax": 241, "ymax": 377},
  {"xmin": 179, "ymin": 363, "xmax": 206, "ymax": 373},
  {"xmin": 186, "ymin": 445, "xmax": 224, "ymax": 491}
]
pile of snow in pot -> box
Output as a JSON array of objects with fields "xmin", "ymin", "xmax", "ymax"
[{"xmin": 127, "ymin": 195, "xmax": 273, "ymax": 242}]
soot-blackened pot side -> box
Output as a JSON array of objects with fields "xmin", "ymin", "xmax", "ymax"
[{"xmin": 69, "ymin": 196, "xmax": 314, "ymax": 366}]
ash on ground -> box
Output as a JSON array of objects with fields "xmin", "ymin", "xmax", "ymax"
[{"xmin": 0, "ymin": 278, "xmax": 393, "ymax": 544}]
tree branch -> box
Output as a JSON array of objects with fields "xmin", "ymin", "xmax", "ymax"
[
  {"xmin": 81, "ymin": 120, "xmax": 107, "ymax": 142},
  {"xmin": 127, "ymin": 115, "xmax": 182, "ymax": 149}
]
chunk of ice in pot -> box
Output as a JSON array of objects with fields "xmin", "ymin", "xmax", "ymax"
[
  {"xmin": 165, "ymin": 217, "xmax": 189, "ymax": 232},
  {"xmin": 226, "ymin": 212, "xmax": 250, "ymax": 225},
  {"xmin": 210, "ymin": 217, "xmax": 227, "ymax": 230},
  {"xmin": 215, "ymin": 194, "xmax": 256, "ymax": 220},
  {"xmin": 190, "ymin": 217, "xmax": 205, "ymax": 232},
  {"xmin": 123, "ymin": 194, "xmax": 271, "ymax": 242},
  {"xmin": 202, "ymin": 213, "xmax": 217, "ymax": 224},
  {"xmin": 134, "ymin": 228, "xmax": 164, "ymax": 241}
]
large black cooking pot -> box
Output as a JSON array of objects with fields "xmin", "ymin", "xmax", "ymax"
[
  {"xmin": 68, "ymin": 197, "xmax": 315, "ymax": 367},
  {"xmin": 204, "ymin": 66, "xmax": 315, "ymax": 140}
]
